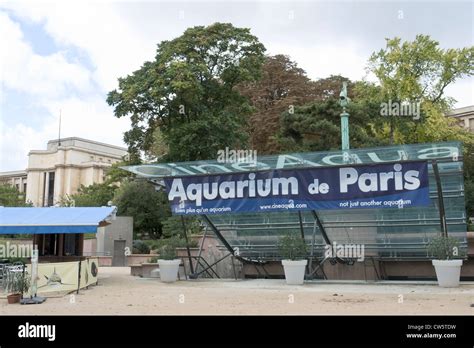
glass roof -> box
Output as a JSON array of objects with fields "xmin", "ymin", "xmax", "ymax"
[{"xmin": 122, "ymin": 141, "xmax": 462, "ymax": 179}]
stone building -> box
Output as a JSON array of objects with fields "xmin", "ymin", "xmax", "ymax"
[
  {"xmin": 0, "ymin": 137, "xmax": 128, "ymax": 206},
  {"xmin": 446, "ymin": 105, "xmax": 474, "ymax": 132}
]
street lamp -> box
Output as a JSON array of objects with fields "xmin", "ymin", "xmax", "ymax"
[{"xmin": 339, "ymin": 82, "xmax": 350, "ymax": 151}]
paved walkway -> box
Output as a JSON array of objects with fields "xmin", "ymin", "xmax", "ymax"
[{"xmin": 1, "ymin": 267, "xmax": 473, "ymax": 315}]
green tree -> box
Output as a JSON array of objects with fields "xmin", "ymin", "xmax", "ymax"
[
  {"xmin": 0, "ymin": 184, "xmax": 31, "ymax": 207},
  {"xmin": 161, "ymin": 215, "xmax": 202, "ymax": 239},
  {"xmin": 368, "ymin": 35, "xmax": 474, "ymax": 216},
  {"xmin": 57, "ymin": 161, "xmax": 134, "ymax": 207},
  {"xmin": 277, "ymin": 84, "xmax": 383, "ymax": 152},
  {"xmin": 113, "ymin": 180, "xmax": 171, "ymax": 239},
  {"xmin": 368, "ymin": 34, "xmax": 474, "ymax": 144},
  {"xmin": 107, "ymin": 22, "xmax": 266, "ymax": 162},
  {"xmin": 68, "ymin": 183, "xmax": 117, "ymax": 207}
]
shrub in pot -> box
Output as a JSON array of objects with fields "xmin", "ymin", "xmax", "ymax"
[
  {"xmin": 158, "ymin": 244, "xmax": 181, "ymax": 283},
  {"xmin": 427, "ymin": 236, "xmax": 464, "ymax": 287},
  {"xmin": 277, "ymin": 234, "xmax": 308, "ymax": 285},
  {"xmin": 7, "ymin": 272, "xmax": 30, "ymax": 304}
]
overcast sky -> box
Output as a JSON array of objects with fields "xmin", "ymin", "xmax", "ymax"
[{"xmin": 0, "ymin": 0, "xmax": 473, "ymax": 171}]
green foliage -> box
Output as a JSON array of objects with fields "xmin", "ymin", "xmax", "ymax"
[
  {"xmin": 10, "ymin": 272, "xmax": 30, "ymax": 296},
  {"xmin": 107, "ymin": 22, "xmax": 266, "ymax": 162},
  {"xmin": 161, "ymin": 216, "xmax": 202, "ymax": 239},
  {"xmin": 149, "ymin": 256, "xmax": 159, "ymax": 263},
  {"xmin": 1, "ymin": 256, "xmax": 28, "ymax": 264},
  {"xmin": 58, "ymin": 161, "xmax": 135, "ymax": 208},
  {"xmin": 0, "ymin": 184, "xmax": 31, "ymax": 207},
  {"xmin": 147, "ymin": 236, "xmax": 198, "ymax": 252},
  {"xmin": 277, "ymin": 234, "xmax": 308, "ymax": 260},
  {"xmin": 277, "ymin": 98, "xmax": 383, "ymax": 152},
  {"xmin": 132, "ymin": 240, "xmax": 150, "ymax": 254},
  {"xmin": 427, "ymin": 236, "xmax": 465, "ymax": 260},
  {"xmin": 113, "ymin": 181, "xmax": 171, "ymax": 239},
  {"xmin": 159, "ymin": 244, "xmax": 178, "ymax": 260},
  {"xmin": 104, "ymin": 160, "xmax": 138, "ymax": 183},
  {"xmin": 369, "ymin": 34, "xmax": 474, "ymax": 106},
  {"xmin": 368, "ymin": 35, "xmax": 474, "ymax": 144},
  {"xmin": 70, "ymin": 183, "xmax": 116, "ymax": 207},
  {"xmin": 366, "ymin": 35, "xmax": 474, "ymax": 217}
]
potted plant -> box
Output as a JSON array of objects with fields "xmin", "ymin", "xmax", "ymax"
[
  {"xmin": 277, "ymin": 234, "xmax": 308, "ymax": 285},
  {"xmin": 157, "ymin": 244, "xmax": 181, "ymax": 283},
  {"xmin": 7, "ymin": 272, "xmax": 30, "ymax": 304},
  {"xmin": 428, "ymin": 235, "xmax": 464, "ymax": 287}
]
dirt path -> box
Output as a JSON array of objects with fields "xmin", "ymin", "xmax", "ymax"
[{"xmin": 1, "ymin": 267, "xmax": 473, "ymax": 315}]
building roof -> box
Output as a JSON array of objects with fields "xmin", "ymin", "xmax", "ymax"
[
  {"xmin": 0, "ymin": 170, "xmax": 27, "ymax": 177},
  {"xmin": 47, "ymin": 137, "xmax": 128, "ymax": 152},
  {"xmin": 447, "ymin": 105, "xmax": 474, "ymax": 118},
  {"xmin": 0, "ymin": 206, "xmax": 117, "ymax": 234}
]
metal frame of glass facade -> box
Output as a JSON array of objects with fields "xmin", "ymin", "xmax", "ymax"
[{"xmin": 124, "ymin": 142, "xmax": 467, "ymax": 270}]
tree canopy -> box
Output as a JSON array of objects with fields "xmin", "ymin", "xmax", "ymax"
[
  {"xmin": 113, "ymin": 180, "xmax": 171, "ymax": 239},
  {"xmin": 368, "ymin": 35, "xmax": 474, "ymax": 144},
  {"xmin": 237, "ymin": 54, "xmax": 318, "ymax": 154},
  {"xmin": 101, "ymin": 28, "xmax": 474, "ymax": 233},
  {"xmin": 107, "ymin": 22, "xmax": 266, "ymax": 162},
  {"xmin": 0, "ymin": 184, "xmax": 31, "ymax": 207}
]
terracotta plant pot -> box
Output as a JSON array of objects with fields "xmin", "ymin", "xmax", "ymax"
[{"xmin": 7, "ymin": 293, "xmax": 21, "ymax": 304}]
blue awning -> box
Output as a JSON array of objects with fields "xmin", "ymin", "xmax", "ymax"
[{"xmin": 0, "ymin": 207, "xmax": 117, "ymax": 234}]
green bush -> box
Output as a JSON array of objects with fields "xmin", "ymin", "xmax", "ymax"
[
  {"xmin": 427, "ymin": 236, "xmax": 465, "ymax": 260},
  {"xmin": 277, "ymin": 234, "xmax": 308, "ymax": 260},
  {"xmin": 159, "ymin": 244, "xmax": 178, "ymax": 260},
  {"xmin": 2, "ymin": 257, "xmax": 28, "ymax": 265},
  {"xmin": 10, "ymin": 272, "xmax": 30, "ymax": 296},
  {"xmin": 149, "ymin": 236, "xmax": 198, "ymax": 251},
  {"xmin": 132, "ymin": 240, "xmax": 150, "ymax": 254},
  {"xmin": 162, "ymin": 216, "xmax": 202, "ymax": 238},
  {"xmin": 154, "ymin": 235, "xmax": 200, "ymax": 260}
]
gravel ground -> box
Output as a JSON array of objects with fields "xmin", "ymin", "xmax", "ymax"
[{"xmin": 1, "ymin": 267, "xmax": 473, "ymax": 315}]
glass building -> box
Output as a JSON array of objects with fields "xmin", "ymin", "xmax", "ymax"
[{"xmin": 124, "ymin": 141, "xmax": 467, "ymax": 277}]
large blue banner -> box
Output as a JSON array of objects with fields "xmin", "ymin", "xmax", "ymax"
[{"xmin": 164, "ymin": 161, "xmax": 430, "ymax": 215}]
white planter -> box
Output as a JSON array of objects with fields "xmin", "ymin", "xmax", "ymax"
[
  {"xmin": 432, "ymin": 259, "xmax": 463, "ymax": 287},
  {"xmin": 282, "ymin": 259, "xmax": 307, "ymax": 285},
  {"xmin": 158, "ymin": 259, "xmax": 181, "ymax": 283}
]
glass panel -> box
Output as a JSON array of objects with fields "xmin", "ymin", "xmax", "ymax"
[
  {"xmin": 127, "ymin": 141, "xmax": 467, "ymax": 260},
  {"xmin": 123, "ymin": 141, "xmax": 462, "ymax": 178}
]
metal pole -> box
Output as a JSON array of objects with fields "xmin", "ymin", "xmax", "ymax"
[
  {"xmin": 340, "ymin": 111, "xmax": 350, "ymax": 151},
  {"xmin": 308, "ymin": 221, "xmax": 317, "ymax": 279},
  {"xmin": 311, "ymin": 210, "xmax": 331, "ymax": 245},
  {"xmin": 201, "ymin": 215, "xmax": 235, "ymax": 255},
  {"xmin": 432, "ymin": 160, "xmax": 448, "ymax": 237},
  {"xmin": 193, "ymin": 226, "xmax": 208, "ymax": 275},
  {"xmin": 298, "ymin": 211, "xmax": 308, "ymax": 279},
  {"xmin": 76, "ymin": 260, "xmax": 81, "ymax": 294},
  {"xmin": 190, "ymin": 253, "xmax": 233, "ymax": 278},
  {"xmin": 180, "ymin": 216, "xmax": 195, "ymax": 274},
  {"xmin": 297, "ymin": 211, "xmax": 305, "ymax": 240}
]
